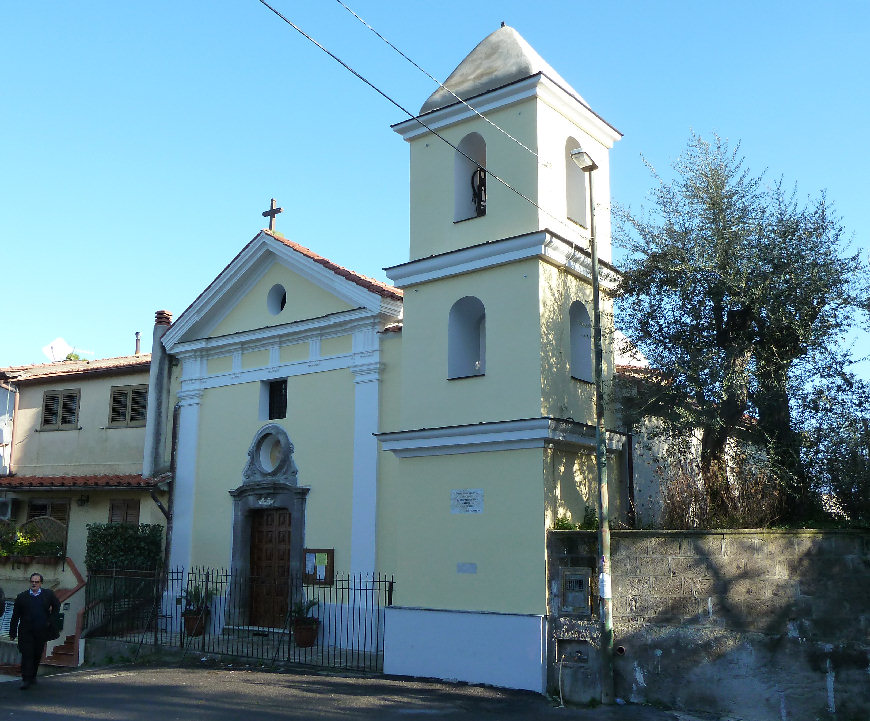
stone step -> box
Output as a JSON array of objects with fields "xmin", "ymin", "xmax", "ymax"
[{"xmin": 45, "ymin": 635, "xmax": 79, "ymax": 667}]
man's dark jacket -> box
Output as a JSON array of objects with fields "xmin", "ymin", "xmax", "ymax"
[{"xmin": 9, "ymin": 587, "xmax": 61, "ymax": 642}]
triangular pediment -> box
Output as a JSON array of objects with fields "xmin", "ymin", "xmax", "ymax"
[{"xmin": 162, "ymin": 231, "xmax": 402, "ymax": 350}]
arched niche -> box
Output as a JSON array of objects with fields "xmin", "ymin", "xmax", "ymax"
[
  {"xmin": 569, "ymin": 300, "xmax": 593, "ymax": 382},
  {"xmin": 454, "ymin": 132, "xmax": 487, "ymax": 222},
  {"xmin": 448, "ymin": 296, "xmax": 486, "ymax": 379}
]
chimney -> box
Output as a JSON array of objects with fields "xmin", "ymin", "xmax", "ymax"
[
  {"xmin": 142, "ymin": 309, "xmax": 173, "ymax": 478},
  {"xmin": 135, "ymin": 331, "xmax": 141, "ymax": 355}
]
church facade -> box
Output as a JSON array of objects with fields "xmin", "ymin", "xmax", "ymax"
[{"xmin": 147, "ymin": 26, "xmax": 625, "ymax": 692}]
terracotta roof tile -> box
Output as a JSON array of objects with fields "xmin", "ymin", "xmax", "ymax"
[
  {"xmin": 0, "ymin": 355, "xmax": 151, "ymax": 384},
  {"xmin": 0, "ymin": 474, "xmax": 158, "ymax": 490},
  {"xmin": 264, "ymin": 230, "xmax": 403, "ymax": 301}
]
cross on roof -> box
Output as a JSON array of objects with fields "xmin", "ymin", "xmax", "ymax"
[{"xmin": 262, "ymin": 198, "xmax": 284, "ymax": 231}]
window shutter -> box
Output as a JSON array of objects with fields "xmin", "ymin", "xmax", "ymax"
[
  {"xmin": 109, "ymin": 499, "xmax": 140, "ymax": 524},
  {"xmin": 42, "ymin": 392, "xmax": 60, "ymax": 427},
  {"xmin": 27, "ymin": 502, "xmax": 49, "ymax": 521},
  {"xmin": 125, "ymin": 500, "xmax": 140, "ymax": 524},
  {"xmin": 130, "ymin": 387, "xmax": 148, "ymax": 423},
  {"xmin": 110, "ymin": 388, "xmax": 129, "ymax": 424},
  {"xmin": 50, "ymin": 502, "xmax": 69, "ymax": 525},
  {"xmin": 26, "ymin": 501, "xmax": 68, "ymax": 523},
  {"xmin": 109, "ymin": 500, "xmax": 123, "ymax": 523},
  {"xmin": 60, "ymin": 391, "xmax": 79, "ymax": 427}
]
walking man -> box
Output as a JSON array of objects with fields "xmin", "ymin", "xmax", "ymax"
[{"xmin": 9, "ymin": 573, "xmax": 60, "ymax": 689}]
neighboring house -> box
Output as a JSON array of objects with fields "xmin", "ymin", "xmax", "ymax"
[
  {"xmin": 144, "ymin": 25, "xmax": 626, "ymax": 692},
  {"xmin": 0, "ymin": 354, "xmax": 169, "ymax": 664},
  {"xmin": 0, "ymin": 381, "xmax": 13, "ymax": 478}
]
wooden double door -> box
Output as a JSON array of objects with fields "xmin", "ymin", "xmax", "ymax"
[{"xmin": 249, "ymin": 508, "xmax": 292, "ymax": 627}]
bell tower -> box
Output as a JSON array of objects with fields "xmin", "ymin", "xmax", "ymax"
[
  {"xmin": 378, "ymin": 26, "xmax": 625, "ymax": 693},
  {"xmin": 392, "ymin": 25, "xmax": 621, "ymax": 264},
  {"xmin": 387, "ymin": 25, "xmax": 622, "ymax": 432}
]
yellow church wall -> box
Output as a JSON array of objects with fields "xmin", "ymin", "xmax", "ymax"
[
  {"xmin": 285, "ymin": 369, "xmax": 355, "ymax": 564},
  {"xmin": 538, "ymin": 263, "xmax": 617, "ymax": 427},
  {"xmin": 383, "ymin": 449, "xmax": 547, "ymax": 614},
  {"xmin": 320, "ymin": 334, "xmax": 352, "ymax": 357},
  {"xmin": 545, "ymin": 448, "xmax": 594, "ymax": 527},
  {"xmin": 534, "ymin": 97, "xmax": 615, "ymax": 263},
  {"xmin": 241, "ymin": 350, "xmax": 269, "ymax": 370},
  {"xmin": 544, "ymin": 447, "xmax": 627, "ymax": 529},
  {"xmin": 207, "ymin": 355, "xmax": 233, "ymax": 375},
  {"xmin": 377, "ymin": 330, "xmax": 403, "ymax": 434},
  {"xmin": 188, "ymin": 368, "xmax": 356, "ymax": 571},
  {"xmin": 399, "ymin": 258, "xmax": 543, "ymax": 429},
  {"xmin": 12, "ymin": 372, "xmax": 150, "ymax": 476},
  {"xmin": 408, "ymin": 102, "xmax": 541, "ymax": 260},
  {"xmin": 209, "ymin": 262, "xmax": 354, "ymax": 338},
  {"xmin": 279, "ymin": 342, "xmax": 309, "ymax": 363},
  {"xmin": 373, "ymin": 331, "xmax": 404, "ymax": 576}
]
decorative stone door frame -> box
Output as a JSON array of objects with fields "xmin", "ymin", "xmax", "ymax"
[{"xmin": 228, "ymin": 424, "xmax": 308, "ymax": 625}]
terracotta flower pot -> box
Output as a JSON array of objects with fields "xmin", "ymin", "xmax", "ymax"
[
  {"xmin": 182, "ymin": 610, "xmax": 210, "ymax": 637},
  {"xmin": 293, "ymin": 619, "xmax": 319, "ymax": 648}
]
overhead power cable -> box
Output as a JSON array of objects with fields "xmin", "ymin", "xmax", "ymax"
[
  {"xmin": 332, "ymin": 0, "xmax": 546, "ymax": 167},
  {"xmin": 256, "ymin": 0, "xmax": 584, "ymax": 240}
]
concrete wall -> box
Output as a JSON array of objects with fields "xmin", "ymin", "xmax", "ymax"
[{"xmin": 547, "ymin": 530, "xmax": 870, "ymax": 721}]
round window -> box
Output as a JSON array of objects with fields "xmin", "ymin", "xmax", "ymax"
[
  {"xmin": 257, "ymin": 433, "xmax": 284, "ymax": 473},
  {"xmin": 267, "ymin": 284, "xmax": 287, "ymax": 315}
]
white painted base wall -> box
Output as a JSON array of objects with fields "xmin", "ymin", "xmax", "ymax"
[{"xmin": 383, "ymin": 607, "xmax": 547, "ymax": 693}]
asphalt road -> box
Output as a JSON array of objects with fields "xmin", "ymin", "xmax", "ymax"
[{"xmin": 0, "ymin": 665, "xmax": 721, "ymax": 720}]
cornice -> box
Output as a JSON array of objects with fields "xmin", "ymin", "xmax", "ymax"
[
  {"xmin": 169, "ymin": 308, "xmax": 383, "ymax": 359},
  {"xmin": 376, "ymin": 418, "xmax": 625, "ymax": 458},
  {"xmin": 392, "ymin": 73, "xmax": 620, "ymax": 147},
  {"xmin": 384, "ymin": 230, "xmax": 620, "ymax": 290}
]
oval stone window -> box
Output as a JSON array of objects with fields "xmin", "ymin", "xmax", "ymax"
[
  {"xmin": 256, "ymin": 433, "xmax": 284, "ymax": 473},
  {"xmin": 267, "ymin": 284, "xmax": 287, "ymax": 315}
]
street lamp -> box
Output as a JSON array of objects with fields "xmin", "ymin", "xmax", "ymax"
[{"xmin": 571, "ymin": 147, "xmax": 615, "ymax": 705}]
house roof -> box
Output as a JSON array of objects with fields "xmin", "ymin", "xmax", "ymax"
[
  {"xmin": 420, "ymin": 25, "xmax": 586, "ymax": 115},
  {"xmin": 0, "ymin": 354, "xmax": 151, "ymax": 385},
  {"xmin": 0, "ymin": 474, "xmax": 158, "ymax": 490},
  {"xmin": 264, "ymin": 230, "xmax": 403, "ymax": 301}
]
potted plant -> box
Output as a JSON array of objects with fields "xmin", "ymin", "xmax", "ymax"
[
  {"xmin": 291, "ymin": 598, "xmax": 319, "ymax": 648},
  {"xmin": 182, "ymin": 584, "xmax": 214, "ymax": 637}
]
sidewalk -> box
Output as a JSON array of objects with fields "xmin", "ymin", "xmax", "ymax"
[{"xmin": 0, "ymin": 664, "xmax": 729, "ymax": 720}]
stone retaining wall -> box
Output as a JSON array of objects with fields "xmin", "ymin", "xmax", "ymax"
[{"xmin": 547, "ymin": 530, "xmax": 870, "ymax": 721}]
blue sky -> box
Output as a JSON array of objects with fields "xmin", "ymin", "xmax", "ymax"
[{"xmin": 2, "ymin": 1, "xmax": 867, "ymax": 377}]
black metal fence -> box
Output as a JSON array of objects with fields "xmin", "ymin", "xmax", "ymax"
[{"xmin": 83, "ymin": 567, "xmax": 395, "ymax": 672}]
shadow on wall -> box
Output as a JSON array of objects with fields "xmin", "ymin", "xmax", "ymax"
[{"xmin": 548, "ymin": 530, "xmax": 870, "ymax": 721}]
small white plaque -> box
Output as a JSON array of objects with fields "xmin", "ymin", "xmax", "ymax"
[
  {"xmin": 451, "ymin": 488, "xmax": 483, "ymax": 514},
  {"xmin": 599, "ymin": 572, "xmax": 612, "ymax": 599}
]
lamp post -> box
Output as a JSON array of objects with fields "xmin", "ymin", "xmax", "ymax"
[{"xmin": 570, "ymin": 147, "xmax": 615, "ymax": 704}]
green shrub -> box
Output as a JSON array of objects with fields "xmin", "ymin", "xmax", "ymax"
[
  {"xmin": 85, "ymin": 523, "xmax": 164, "ymax": 571},
  {"xmin": 0, "ymin": 521, "xmax": 64, "ymax": 557}
]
